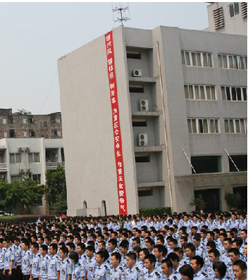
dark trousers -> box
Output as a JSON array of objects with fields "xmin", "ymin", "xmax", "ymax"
[
  {"xmin": 22, "ymin": 275, "xmax": 30, "ymax": 280},
  {"xmin": 16, "ymin": 266, "xmax": 22, "ymax": 280},
  {"xmin": 4, "ymin": 269, "xmax": 13, "ymax": 280},
  {"xmin": 0, "ymin": 269, "xmax": 4, "ymax": 280}
]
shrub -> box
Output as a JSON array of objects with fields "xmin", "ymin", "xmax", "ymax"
[
  {"xmin": 140, "ymin": 207, "xmax": 171, "ymax": 217},
  {"xmin": 225, "ymin": 193, "xmax": 241, "ymax": 209},
  {"xmin": 0, "ymin": 215, "xmax": 55, "ymax": 224}
]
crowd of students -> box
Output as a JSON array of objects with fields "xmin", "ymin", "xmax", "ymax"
[{"xmin": 0, "ymin": 210, "xmax": 247, "ymax": 280}]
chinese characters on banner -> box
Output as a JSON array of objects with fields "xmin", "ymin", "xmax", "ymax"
[{"xmin": 105, "ymin": 31, "xmax": 128, "ymax": 215}]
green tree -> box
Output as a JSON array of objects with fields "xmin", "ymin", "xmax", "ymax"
[
  {"xmin": 189, "ymin": 198, "xmax": 206, "ymax": 211},
  {"xmin": 46, "ymin": 164, "xmax": 67, "ymax": 215},
  {"xmin": 17, "ymin": 109, "xmax": 32, "ymax": 115},
  {"xmin": 0, "ymin": 178, "xmax": 43, "ymax": 213}
]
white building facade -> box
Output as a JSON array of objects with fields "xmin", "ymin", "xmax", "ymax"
[
  {"xmin": 0, "ymin": 138, "xmax": 64, "ymax": 214},
  {"xmin": 58, "ymin": 25, "xmax": 247, "ymax": 216},
  {"xmin": 205, "ymin": 2, "xmax": 247, "ymax": 35}
]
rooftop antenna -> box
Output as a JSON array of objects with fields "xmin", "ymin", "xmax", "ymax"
[{"xmin": 112, "ymin": 3, "xmax": 130, "ymax": 25}]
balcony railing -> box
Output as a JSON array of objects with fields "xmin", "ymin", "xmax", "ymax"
[
  {"xmin": 46, "ymin": 162, "xmax": 59, "ymax": 170},
  {"xmin": 0, "ymin": 163, "xmax": 7, "ymax": 171},
  {"xmin": 46, "ymin": 162, "xmax": 65, "ymax": 170}
]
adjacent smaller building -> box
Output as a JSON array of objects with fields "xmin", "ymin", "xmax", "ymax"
[
  {"xmin": 0, "ymin": 109, "xmax": 64, "ymax": 214},
  {"xmin": 0, "ymin": 108, "xmax": 62, "ymax": 139}
]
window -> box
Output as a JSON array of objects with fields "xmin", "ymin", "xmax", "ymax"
[
  {"xmin": 28, "ymin": 117, "xmax": 33, "ymax": 123},
  {"xmin": 24, "ymin": 132, "xmax": 27, "ymax": 137},
  {"xmin": 29, "ymin": 129, "xmax": 35, "ymax": 137},
  {"xmin": 191, "ymin": 156, "xmax": 222, "ymax": 174},
  {"xmin": 28, "ymin": 153, "xmax": 40, "ymax": 163},
  {"xmin": 228, "ymin": 155, "xmax": 247, "ymax": 172},
  {"xmin": 138, "ymin": 188, "xmax": 153, "ymax": 197},
  {"xmin": 184, "ymin": 85, "xmax": 216, "ymax": 100},
  {"xmin": 56, "ymin": 117, "xmax": 61, "ymax": 123},
  {"xmin": 218, "ymin": 54, "xmax": 247, "ymax": 70},
  {"xmin": 188, "ymin": 118, "xmax": 219, "ymax": 133},
  {"xmin": 8, "ymin": 116, "xmax": 13, "ymax": 124},
  {"xmin": 221, "ymin": 86, "xmax": 247, "ymax": 101},
  {"xmin": 224, "ymin": 119, "xmax": 247, "ymax": 133},
  {"xmin": 127, "ymin": 51, "xmax": 141, "ymax": 59},
  {"xmin": 44, "ymin": 121, "xmax": 47, "ymax": 127},
  {"xmin": 11, "ymin": 175, "xmax": 22, "ymax": 182},
  {"xmin": 229, "ymin": 3, "xmax": 240, "ymax": 17},
  {"xmin": 182, "ymin": 51, "xmax": 213, "ymax": 67},
  {"xmin": 132, "ymin": 119, "xmax": 147, "ymax": 127},
  {"xmin": 31, "ymin": 174, "xmax": 41, "ymax": 183},
  {"xmin": 57, "ymin": 131, "xmax": 62, "ymax": 137},
  {"xmin": 9, "ymin": 129, "xmax": 15, "ymax": 138},
  {"xmin": 23, "ymin": 118, "xmax": 27, "ymax": 124},
  {"xmin": 3, "ymin": 132, "xmax": 7, "ymax": 138},
  {"xmin": 10, "ymin": 153, "xmax": 21, "ymax": 164},
  {"xmin": 51, "ymin": 129, "xmax": 57, "ymax": 136},
  {"xmin": 129, "ymin": 85, "xmax": 144, "ymax": 93},
  {"xmin": 2, "ymin": 119, "xmax": 6, "ymax": 124},
  {"xmin": 135, "ymin": 154, "xmax": 150, "ymax": 162}
]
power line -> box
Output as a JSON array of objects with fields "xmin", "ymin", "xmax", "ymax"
[{"xmin": 38, "ymin": 72, "xmax": 57, "ymax": 114}]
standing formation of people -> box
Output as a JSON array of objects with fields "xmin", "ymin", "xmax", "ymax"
[{"xmin": 0, "ymin": 210, "xmax": 247, "ymax": 280}]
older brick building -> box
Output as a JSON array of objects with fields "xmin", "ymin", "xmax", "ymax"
[{"xmin": 0, "ymin": 109, "xmax": 62, "ymax": 139}]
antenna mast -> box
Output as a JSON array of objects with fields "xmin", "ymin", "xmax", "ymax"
[{"xmin": 112, "ymin": 3, "xmax": 130, "ymax": 25}]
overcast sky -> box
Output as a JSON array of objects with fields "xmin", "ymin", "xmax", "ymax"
[{"xmin": 0, "ymin": 2, "xmax": 209, "ymax": 114}]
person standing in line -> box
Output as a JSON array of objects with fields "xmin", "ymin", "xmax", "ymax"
[
  {"xmin": 21, "ymin": 239, "xmax": 32, "ymax": 280},
  {"xmin": 3, "ymin": 238, "xmax": 15, "ymax": 280}
]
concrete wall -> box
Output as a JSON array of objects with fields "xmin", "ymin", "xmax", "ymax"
[
  {"xmin": 58, "ymin": 26, "xmax": 138, "ymax": 216},
  {"xmin": 206, "ymin": 2, "xmax": 247, "ymax": 36}
]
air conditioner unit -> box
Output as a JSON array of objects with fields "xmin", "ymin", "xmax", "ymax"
[
  {"xmin": 138, "ymin": 134, "xmax": 148, "ymax": 147},
  {"xmin": 26, "ymin": 148, "xmax": 30, "ymax": 153},
  {"xmin": 25, "ymin": 169, "xmax": 31, "ymax": 174},
  {"xmin": 132, "ymin": 69, "xmax": 142, "ymax": 77},
  {"xmin": 19, "ymin": 169, "xmax": 24, "ymax": 174},
  {"xmin": 18, "ymin": 148, "xmax": 23, "ymax": 153},
  {"xmin": 139, "ymin": 99, "xmax": 149, "ymax": 111}
]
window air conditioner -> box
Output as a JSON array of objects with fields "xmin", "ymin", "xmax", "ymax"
[
  {"xmin": 132, "ymin": 69, "xmax": 142, "ymax": 77},
  {"xmin": 138, "ymin": 134, "xmax": 148, "ymax": 146},
  {"xmin": 139, "ymin": 99, "xmax": 149, "ymax": 111}
]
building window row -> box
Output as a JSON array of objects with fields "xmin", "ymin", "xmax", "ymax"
[
  {"xmin": 182, "ymin": 51, "xmax": 213, "ymax": 67},
  {"xmin": 188, "ymin": 118, "xmax": 219, "ymax": 134},
  {"xmin": 184, "ymin": 85, "xmax": 247, "ymax": 101},
  {"xmin": 218, "ymin": 54, "xmax": 247, "ymax": 70},
  {"xmin": 182, "ymin": 51, "xmax": 247, "ymax": 70},
  {"xmin": 10, "ymin": 152, "xmax": 40, "ymax": 163},
  {"xmin": 224, "ymin": 119, "xmax": 247, "ymax": 134},
  {"xmin": 184, "ymin": 85, "xmax": 216, "ymax": 100},
  {"xmin": 221, "ymin": 86, "xmax": 247, "ymax": 101},
  {"xmin": 191, "ymin": 154, "xmax": 247, "ymax": 174},
  {"xmin": 188, "ymin": 118, "xmax": 247, "ymax": 134}
]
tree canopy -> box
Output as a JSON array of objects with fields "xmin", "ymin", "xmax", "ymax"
[
  {"xmin": 0, "ymin": 178, "xmax": 44, "ymax": 213},
  {"xmin": 46, "ymin": 164, "xmax": 67, "ymax": 215}
]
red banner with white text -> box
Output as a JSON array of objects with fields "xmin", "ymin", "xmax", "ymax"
[{"xmin": 105, "ymin": 31, "xmax": 128, "ymax": 215}]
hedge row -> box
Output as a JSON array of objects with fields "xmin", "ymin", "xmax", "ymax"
[
  {"xmin": 0, "ymin": 215, "xmax": 55, "ymax": 224},
  {"xmin": 140, "ymin": 207, "xmax": 171, "ymax": 217}
]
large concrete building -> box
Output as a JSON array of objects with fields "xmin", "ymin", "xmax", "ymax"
[
  {"xmin": 205, "ymin": 2, "xmax": 247, "ymax": 35},
  {"xmin": 58, "ymin": 25, "xmax": 247, "ymax": 216}
]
